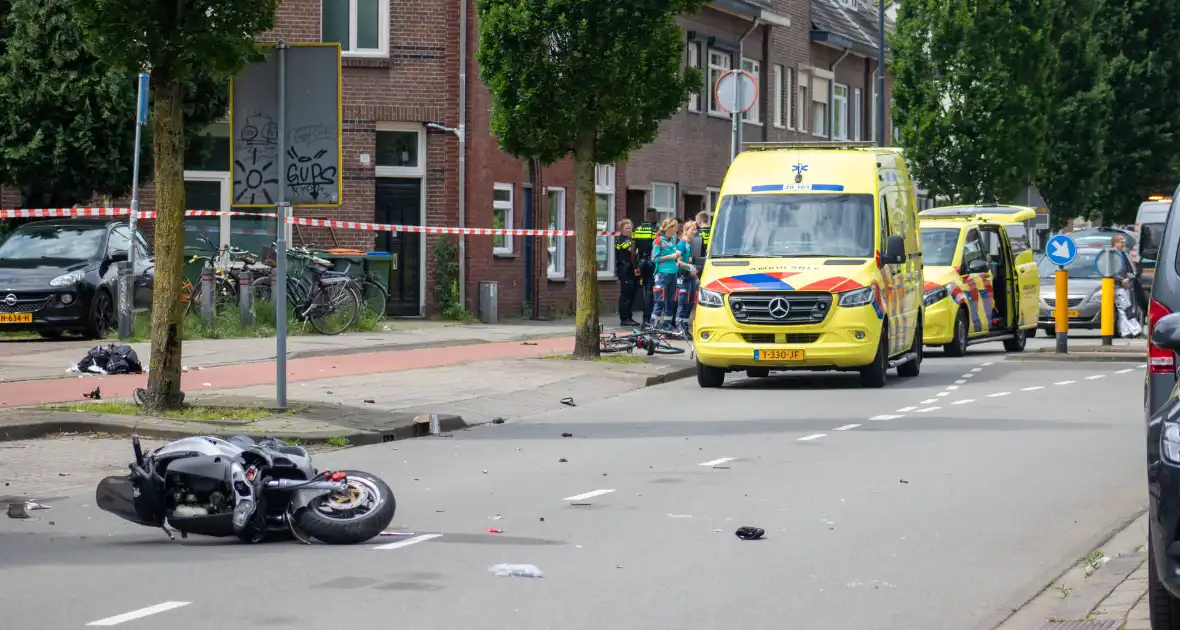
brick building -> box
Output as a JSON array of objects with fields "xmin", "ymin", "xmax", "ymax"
[{"xmin": 0, "ymin": 0, "xmax": 898, "ymax": 321}]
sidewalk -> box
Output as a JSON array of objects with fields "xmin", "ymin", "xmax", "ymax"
[
  {"xmin": 1009, "ymin": 339, "xmax": 1146, "ymax": 363},
  {"xmin": 0, "ymin": 319, "xmax": 577, "ymax": 383}
]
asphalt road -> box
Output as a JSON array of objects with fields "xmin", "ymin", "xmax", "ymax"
[{"xmin": 0, "ymin": 340, "xmax": 1146, "ymax": 630}]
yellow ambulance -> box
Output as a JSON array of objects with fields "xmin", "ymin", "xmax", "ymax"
[
  {"xmin": 693, "ymin": 142, "xmax": 924, "ymax": 388},
  {"xmin": 917, "ymin": 206, "xmax": 1039, "ymax": 355}
]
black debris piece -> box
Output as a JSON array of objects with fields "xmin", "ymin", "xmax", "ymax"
[
  {"xmin": 492, "ymin": 418, "xmax": 506, "ymax": 424},
  {"xmin": 558, "ymin": 458, "xmax": 568, "ymax": 463},
  {"xmin": 83, "ymin": 387, "xmax": 101, "ymax": 400},
  {"xmin": 76, "ymin": 344, "xmax": 143, "ymax": 375},
  {"xmin": 363, "ymin": 399, "xmax": 375, "ymax": 404},
  {"xmin": 560, "ymin": 397, "xmax": 576, "ymax": 407},
  {"xmin": 899, "ymin": 479, "xmax": 909, "ymax": 484},
  {"xmin": 561, "ymin": 432, "xmax": 573, "ymax": 438},
  {"xmin": 735, "ymin": 526, "xmax": 765, "ymax": 541}
]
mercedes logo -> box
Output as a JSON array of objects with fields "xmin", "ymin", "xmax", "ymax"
[
  {"xmin": 768, "ymin": 297, "xmax": 791, "ymax": 319},
  {"xmin": 3, "ymin": 294, "xmax": 15, "ymax": 306}
]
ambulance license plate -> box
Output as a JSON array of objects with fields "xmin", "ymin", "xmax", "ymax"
[{"xmin": 754, "ymin": 349, "xmax": 804, "ymax": 361}]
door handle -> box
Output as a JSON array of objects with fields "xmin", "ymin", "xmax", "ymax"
[{"xmin": 391, "ymin": 253, "xmax": 398, "ymax": 270}]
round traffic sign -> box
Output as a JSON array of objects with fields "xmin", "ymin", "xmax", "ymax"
[
  {"xmin": 1095, "ymin": 248, "xmax": 1125, "ymax": 277},
  {"xmin": 714, "ymin": 70, "xmax": 758, "ymax": 114},
  {"xmin": 1045, "ymin": 234, "xmax": 1078, "ymax": 267}
]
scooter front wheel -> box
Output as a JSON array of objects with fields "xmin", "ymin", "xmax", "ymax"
[{"xmin": 297, "ymin": 471, "xmax": 396, "ymax": 544}]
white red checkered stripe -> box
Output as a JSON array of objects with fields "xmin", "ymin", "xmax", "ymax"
[{"xmin": 0, "ymin": 208, "xmax": 621, "ymax": 236}]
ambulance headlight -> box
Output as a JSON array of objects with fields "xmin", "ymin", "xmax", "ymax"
[
  {"xmin": 837, "ymin": 286, "xmax": 875, "ymax": 308},
  {"xmin": 698, "ymin": 287, "xmax": 723, "ymax": 308}
]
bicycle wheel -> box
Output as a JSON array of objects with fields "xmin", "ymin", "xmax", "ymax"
[
  {"xmin": 308, "ymin": 282, "xmax": 360, "ymax": 335},
  {"xmin": 250, "ymin": 275, "xmax": 273, "ymax": 302},
  {"xmin": 360, "ymin": 280, "xmax": 388, "ymax": 319},
  {"xmin": 644, "ymin": 334, "xmax": 687, "ymax": 355},
  {"xmin": 600, "ymin": 336, "xmax": 636, "ymax": 353}
]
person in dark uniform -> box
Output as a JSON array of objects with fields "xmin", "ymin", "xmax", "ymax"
[
  {"xmin": 615, "ymin": 218, "xmax": 641, "ymax": 327},
  {"xmin": 695, "ymin": 210, "xmax": 712, "ymax": 255},
  {"xmin": 631, "ymin": 208, "xmax": 660, "ymax": 326}
]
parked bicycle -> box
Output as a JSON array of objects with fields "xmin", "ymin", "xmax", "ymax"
[
  {"xmin": 275, "ymin": 247, "xmax": 361, "ymax": 335},
  {"xmin": 252, "ymin": 244, "xmax": 387, "ymax": 320},
  {"xmin": 599, "ymin": 327, "xmax": 690, "ymax": 356}
]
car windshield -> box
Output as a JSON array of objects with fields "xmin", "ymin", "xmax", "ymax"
[
  {"xmin": 710, "ymin": 193, "xmax": 875, "ymax": 258},
  {"xmin": 919, "ymin": 227, "xmax": 960, "ymax": 266},
  {"xmin": 1037, "ymin": 252, "xmax": 1103, "ymax": 279},
  {"xmin": 0, "ymin": 225, "xmax": 106, "ymax": 260},
  {"xmin": 1141, "ymin": 223, "xmax": 1165, "ymax": 260}
]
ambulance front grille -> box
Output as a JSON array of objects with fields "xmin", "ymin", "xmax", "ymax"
[
  {"xmin": 728, "ymin": 292, "xmax": 832, "ymax": 325},
  {"xmin": 741, "ymin": 333, "xmax": 821, "ymax": 344}
]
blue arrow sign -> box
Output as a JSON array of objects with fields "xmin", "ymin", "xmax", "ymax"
[{"xmin": 1045, "ymin": 234, "xmax": 1077, "ymax": 267}]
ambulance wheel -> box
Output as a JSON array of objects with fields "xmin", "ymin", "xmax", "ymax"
[
  {"xmin": 1004, "ymin": 328, "xmax": 1027, "ymax": 352},
  {"xmin": 1028, "ymin": 327, "xmax": 1037, "ymax": 338},
  {"xmin": 897, "ymin": 319, "xmax": 922, "ymax": 378},
  {"xmin": 859, "ymin": 325, "xmax": 888, "ymax": 388},
  {"xmin": 943, "ymin": 308, "xmax": 969, "ymax": 357},
  {"xmin": 697, "ymin": 362, "xmax": 725, "ymax": 388}
]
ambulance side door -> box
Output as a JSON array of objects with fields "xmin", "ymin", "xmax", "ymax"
[
  {"xmin": 960, "ymin": 229, "xmax": 991, "ymax": 335},
  {"xmin": 1005, "ymin": 227, "xmax": 1039, "ymax": 329}
]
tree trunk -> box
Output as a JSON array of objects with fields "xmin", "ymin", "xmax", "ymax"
[
  {"xmin": 571, "ymin": 132, "xmax": 601, "ymax": 359},
  {"xmin": 142, "ymin": 77, "xmax": 187, "ymax": 411}
]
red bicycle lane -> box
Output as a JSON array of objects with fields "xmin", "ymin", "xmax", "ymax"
[{"xmin": 0, "ymin": 336, "xmax": 575, "ymax": 408}]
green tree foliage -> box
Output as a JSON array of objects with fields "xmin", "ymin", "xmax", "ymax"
[
  {"xmin": 70, "ymin": 0, "xmax": 277, "ymax": 410},
  {"xmin": 0, "ymin": 0, "xmax": 227, "ymax": 208},
  {"xmin": 893, "ymin": 0, "xmax": 1054, "ymax": 204},
  {"xmin": 476, "ymin": 0, "xmax": 704, "ymax": 357},
  {"xmin": 1092, "ymin": 0, "xmax": 1180, "ymax": 224}
]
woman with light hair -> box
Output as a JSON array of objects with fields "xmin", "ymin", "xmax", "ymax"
[
  {"xmin": 674, "ymin": 221, "xmax": 700, "ymax": 333},
  {"xmin": 649, "ymin": 217, "xmax": 682, "ymax": 330}
]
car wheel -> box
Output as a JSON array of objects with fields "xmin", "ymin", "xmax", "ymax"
[
  {"xmin": 745, "ymin": 368, "xmax": 770, "ymax": 378},
  {"xmin": 1028, "ymin": 327, "xmax": 1037, "ymax": 338},
  {"xmin": 943, "ymin": 309, "xmax": 968, "ymax": 357},
  {"xmin": 38, "ymin": 330, "xmax": 64, "ymax": 340},
  {"xmin": 1149, "ymin": 537, "xmax": 1180, "ymax": 629},
  {"xmin": 697, "ymin": 361, "xmax": 725, "ymax": 388},
  {"xmin": 83, "ymin": 290, "xmax": 113, "ymax": 340},
  {"xmin": 897, "ymin": 318, "xmax": 922, "ymax": 378},
  {"xmin": 859, "ymin": 325, "xmax": 888, "ymax": 388},
  {"xmin": 1004, "ymin": 328, "xmax": 1027, "ymax": 352}
]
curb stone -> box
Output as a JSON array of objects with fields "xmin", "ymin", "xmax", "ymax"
[
  {"xmin": 1052, "ymin": 553, "xmax": 1148, "ymax": 621},
  {"xmin": 1006, "ymin": 353, "xmax": 1143, "ymax": 363}
]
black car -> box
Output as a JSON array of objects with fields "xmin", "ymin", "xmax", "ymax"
[
  {"xmin": 1147, "ymin": 312, "xmax": 1180, "ymax": 628},
  {"xmin": 0, "ymin": 219, "xmax": 154, "ymax": 339}
]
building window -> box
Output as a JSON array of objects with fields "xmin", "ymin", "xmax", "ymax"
[
  {"xmin": 706, "ymin": 187, "xmax": 721, "ymax": 217},
  {"xmin": 741, "ymin": 58, "xmax": 761, "ymax": 123},
  {"xmin": 595, "ymin": 165, "xmax": 616, "ymax": 276},
  {"xmin": 375, "ymin": 123, "xmax": 426, "ymax": 177},
  {"xmin": 813, "ymin": 102, "xmax": 828, "ymax": 137},
  {"xmin": 687, "ymin": 42, "xmax": 701, "ymax": 112},
  {"xmin": 798, "ymin": 83, "xmax": 808, "ymax": 132},
  {"xmin": 546, "ymin": 187, "xmax": 566, "ymax": 278},
  {"xmin": 833, "ymin": 83, "xmax": 849, "ymax": 140},
  {"xmin": 492, "ymin": 183, "xmax": 513, "ymax": 255},
  {"xmin": 772, "ymin": 65, "xmax": 784, "ymax": 128},
  {"xmin": 853, "ymin": 87, "xmax": 863, "ymax": 141},
  {"xmin": 707, "ymin": 50, "xmax": 732, "ymax": 115},
  {"xmin": 322, "ymin": 0, "xmax": 389, "ymax": 57},
  {"xmin": 651, "ymin": 182, "xmax": 677, "ymax": 220}
]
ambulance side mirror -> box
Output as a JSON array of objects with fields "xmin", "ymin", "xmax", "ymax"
[
  {"xmin": 881, "ymin": 235, "xmax": 906, "ymax": 266},
  {"xmin": 964, "ymin": 259, "xmax": 989, "ymax": 275}
]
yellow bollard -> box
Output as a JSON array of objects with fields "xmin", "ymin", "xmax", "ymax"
[
  {"xmin": 1055, "ymin": 269, "xmax": 1069, "ymax": 353},
  {"xmin": 1101, "ymin": 276, "xmax": 1115, "ymax": 346}
]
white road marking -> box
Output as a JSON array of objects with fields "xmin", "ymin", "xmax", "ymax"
[
  {"xmin": 1055, "ymin": 380, "xmax": 1075, "ymax": 385},
  {"xmin": 699, "ymin": 457, "xmax": 737, "ymax": 467},
  {"xmin": 1021, "ymin": 386, "xmax": 1045, "ymax": 391},
  {"xmin": 951, "ymin": 399, "xmax": 974, "ymax": 405},
  {"xmin": 798, "ymin": 433, "xmax": 827, "ymax": 441},
  {"xmin": 982, "ymin": 362, "xmax": 994, "ymax": 366},
  {"xmin": 373, "ymin": 533, "xmax": 443, "ymax": 550},
  {"xmin": 1086, "ymin": 375, "xmax": 1105, "ymax": 380},
  {"xmin": 870, "ymin": 414, "xmax": 902, "ymax": 421},
  {"xmin": 834, "ymin": 424, "xmax": 861, "ymax": 431},
  {"xmin": 915, "ymin": 406, "xmax": 940, "ymax": 413},
  {"xmin": 1139, "ymin": 364, "xmax": 1148, "ymax": 368},
  {"xmin": 896, "ymin": 407, "xmax": 916, "ymax": 412},
  {"xmin": 987, "ymin": 392, "xmax": 1009, "ymax": 398},
  {"xmin": 962, "ymin": 373, "xmax": 975, "ymax": 378},
  {"xmin": 562, "ymin": 489, "xmax": 616, "ymax": 502},
  {"xmin": 920, "ymin": 398, "xmax": 938, "ymax": 404},
  {"xmin": 86, "ymin": 602, "xmax": 192, "ymax": 626},
  {"xmin": 936, "ymin": 392, "xmax": 950, "ymax": 397},
  {"xmin": 955, "ymin": 380, "xmax": 967, "ymax": 384},
  {"xmin": 971, "ymin": 367, "xmax": 983, "ymax": 372},
  {"xmin": 1116, "ymin": 368, "xmax": 1134, "ymax": 374},
  {"xmin": 946, "ymin": 385, "xmax": 960, "ymax": 390}
]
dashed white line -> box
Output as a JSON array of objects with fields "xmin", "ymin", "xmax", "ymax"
[
  {"xmin": 896, "ymin": 407, "xmax": 916, "ymax": 412},
  {"xmin": 870, "ymin": 414, "xmax": 902, "ymax": 421},
  {"xmin": 373, "ymin": 533, "xmax": 443, "ymax": 550},
  {"xmin": 1086, "ymin": 375, "xmax": 1106, "ymax": 380},
  {"xmin": 936, "ymin": 392, "xmax": 950, "ymax": 397},
  {"xmin": 699, "ymin": 457, "xmax": 736, "ymax": 467},
  {"xmin": 1116, "ymin": 368, "xmax": 1134, "ymax": 374},
  {"xmin": 955, "ymin": 380, "xmax": 967, "ymax": 385},
  {"xmin": 962, "ymin": 374, "xmax": 975, "ymax": 378},
  {"xmin": 1021, "ymin": 386, "xmax": 1045, "ymax": 391},
  {"xmin": 971, "ymin": 367, "xmax": 983, "ymax": 372},
  {"xmin": 798, "ymin": 433, "xmax": 827, "ymax": 441},
  {"xmin": 915, "ymin": 406, "xmax": 940, "ymax": 413},
  {"xmin": 920, "ymin": 398, "xmax": 938, "ymax": 404},
  {"xmin": 1055, "ymin": 380, "xmax": 1075, "ymax": 385},
  {"xmin": 1139, "ymin": 364, "xmax": 1147, "ymax": 368},
  {"xmin": 946, "ymin": 385, "xmax": 960, "ymax": 390},
  {"xmin": 834, "ymin": 424, "xmax": 861, "ymax": 431},
  {"xmin": 987, "ymin": 392, "xmax": 1010, "ymax": 398},
  {"xmin": 562, "ymin": 489, "xmax": 616, "ymax": 502},
  {"xmin": 86, "ymin": 602, "xmax": 192, "ymax": 626},
  {"xmin": 951, "ymin": 399, "xmax": 974, "ymax": 405},
  {"xmin": 982, "ymin": 362, "xmax": 994, "ymax": 366}
]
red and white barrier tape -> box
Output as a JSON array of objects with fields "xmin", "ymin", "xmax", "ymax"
[{"xmin": 0, "ymin": 208, "xmax": 622, "ymax": 236}]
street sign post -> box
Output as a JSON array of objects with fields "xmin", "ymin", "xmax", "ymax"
[
  {"xmin": 119, "ymin": 71, "xmax": 150, "ymax": 339},
  {"xmin": 1045, "ymin": 234, "xmax": 1077, "ymax": 354},
  {"xmin": 715, "ymin": 69, "xmax": 757, "ymax": 163},
  {"xmin": 1096, "ymin": 248, "xmax": 1125, "ymax": 346}
]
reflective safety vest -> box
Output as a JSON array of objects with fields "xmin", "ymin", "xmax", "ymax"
[
  {"xmin": 698, "ymin": 225, "xmax": 711, "ymax": 249},
  {"xmin": 632, "ymin": 222, "xmax": 657, "ymax": 262}
]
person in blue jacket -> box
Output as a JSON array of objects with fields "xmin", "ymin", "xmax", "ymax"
[{"xmin": 648, "ymin": 218, "xmax": 682, "ymax": 330}]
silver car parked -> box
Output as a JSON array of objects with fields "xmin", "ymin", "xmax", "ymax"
[{"xmin": 1036, "ymin": 249, "xmax": 1141, "ymax": 334}]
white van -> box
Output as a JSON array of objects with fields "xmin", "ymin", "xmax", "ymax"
[{"xmin": 1136, "ymin": 196, "xmax": 1171, "ymax": 292}]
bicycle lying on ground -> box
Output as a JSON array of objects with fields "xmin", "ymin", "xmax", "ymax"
[{"xmin": 599, "ymin": 326, "xmax": 692, "ymax": 356}]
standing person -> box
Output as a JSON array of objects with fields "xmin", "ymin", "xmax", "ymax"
[
  {"xmin": 614, "ymin": 218, "xmax": 641, "ymax": 327},
  {"xmin": 631, "ymin": 208, "xmax": 659, "ymax": 326},
  {"xmin": 649, "ymin": 218, "xmax": 682, "ymax": 330},
  {"xmin": 675, "ymin": 220, "xmax": 700, "ymax": 334},
  {"xmin": 1112, "ymin": 234, "xmax": 1148, "ymax": 317},
  {"xmin": 695, "ymin": 210, "xmax": 711, "ymax": 254}
]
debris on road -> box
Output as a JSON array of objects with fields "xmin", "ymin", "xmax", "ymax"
[
  {"xmin": 558, "ymin": 458, "xmax": 568, "ymax": 463},
  {"xmin": 363, "ymin": 399, "xmax": 375, "ymax": 404},
  {"xmin": 7, "ymin": 503, "xmax": 29, "ymax": 519},
  {"xmin": 560, "ymin": 397, "xmax": 576, "ymax": 407},
  {"xmin": 899, "ymin": 479, "xmax": 909, "ymax": 484},
  {"xmin": 488, "ymin": 528, "xmax": 503, "ymax": 533},
  {"xmin": 735, "ymin": 526, "xmax": 765, "ymax": 540},
  {"xmin": 489, "ymin": 564, "xmax": 544, "ymax": 578},
  {"xmin": 70, "ymin": 344, "xmax": 143, "ymax": 375},
  {"xmin": 83, "ymin": 387, "xmax": 101, "ymax": 400},
  {"xmin": 492, "ymin": 418, "xmax": 506, "ymax": 424}
]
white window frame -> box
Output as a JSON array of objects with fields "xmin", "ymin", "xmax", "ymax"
[
  {"xmin": 833, "ymin": 83, "xmax": 849, "ymax": 140},
  {"xmin": 321, "ymin": 0, "xmax": 390, "ymax": 58},
  {"xmin": 784, "ymin": 68, "xmax": 795, "ymax": 130},
  {"xmin": 651, "ymin": 182, "xmax": 677, "ymax": 220},
  {"xmin": 853, "ymin": 87, "xmax": 863, "ymax": 141},
  {"xmin": 707, "ymin": 50, "xmax": 732, "ymax": 116},
  {"xmin": 812, "ymin": 101, "xmax": 828, "ymax": 137},
  {"xmin": 798, "ymin": 82, "xmax": 808, "ymax": 132},
  {"xmin": 492, "ymin": 182, "xmax": 514, "ymax": 256},
  {"xmin": 374, "ymin": 122, "xmax": 426, "ymax": 178},
  {"xmin": 772, "ymin": 65, "xmax": 784, "ymax": 128},
  {"xmin": 595, "ymin": 164, "xmax": 616, "ymax": 279},
  {"xmin": 687, "ymin": 42, "xmax": 701, "ymax": 112},
  {"xmin": 185, "ymin": 170, "xmax": 235, "ymax": 249},
  {"xmin": 741, "ymin": 58, "xmax": 761, "ymax": 124},
  {"xmin": 706, "ymin": 187, "xmax": 722, "ymax": 216},
  {"xmin": 546, "ymin": 187, "xmax": 566, "ymax": 279}
]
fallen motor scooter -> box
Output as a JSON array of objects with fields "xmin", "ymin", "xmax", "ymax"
[{"xmin": 97, "ymin": 434, "xmax": 395, "ymax": 544}]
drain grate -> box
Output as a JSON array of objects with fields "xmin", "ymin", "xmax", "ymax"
[{"xmin": 1036, "ymin": 621, "xmax": 1123, "ymax": 630}]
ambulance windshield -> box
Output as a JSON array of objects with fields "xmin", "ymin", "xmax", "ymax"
[{"xmin": 710, "ymin": 193, "xmax": 875, "ymax": 259}]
